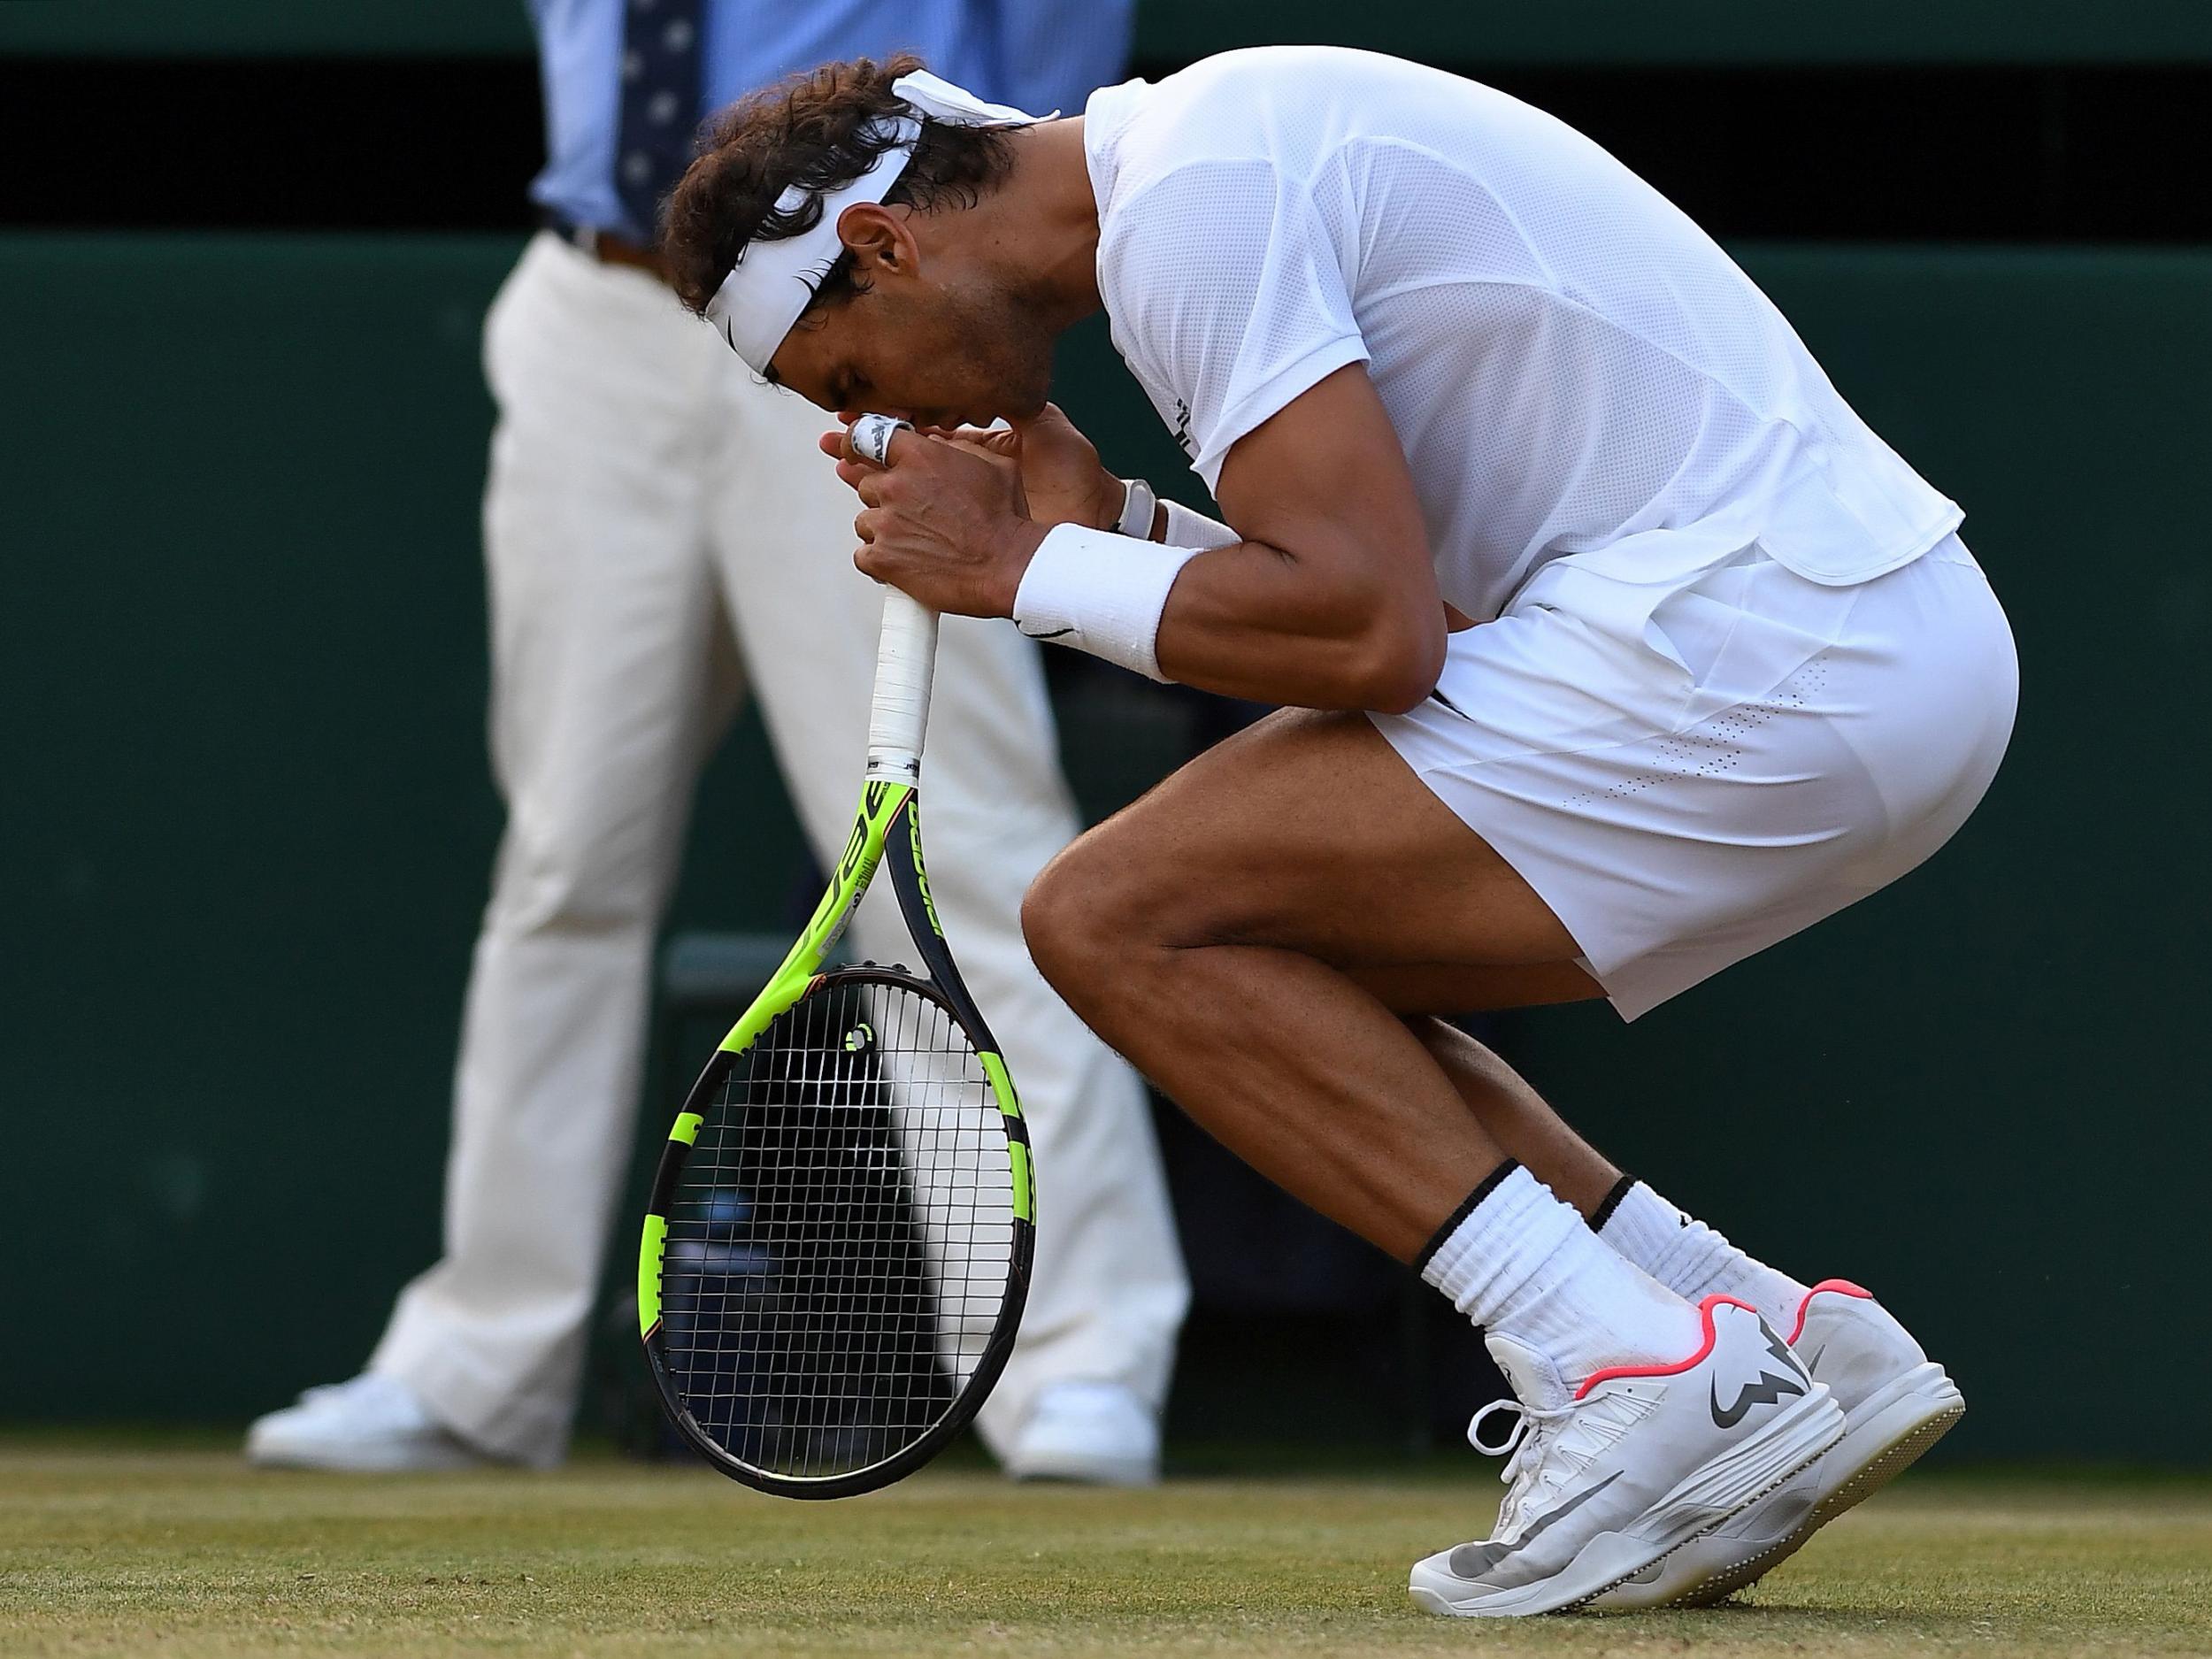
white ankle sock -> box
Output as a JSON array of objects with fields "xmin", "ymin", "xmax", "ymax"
[
  {"xmin": 1594, "ymin": 1179, "xmax": 1810, "ymax": 1336},
  {"xmin": 1419, "ymin": 1164, "xmax": 1705, "ymax": 1408}
]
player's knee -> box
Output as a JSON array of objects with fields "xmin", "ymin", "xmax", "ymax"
[
  {"xmin": 1021, "ymin": 838, "xmax": 1143, "ymax": 999},
  {"xmin": 1020, "ymin": 852, "xmax": 1096, "ymax": 995}
]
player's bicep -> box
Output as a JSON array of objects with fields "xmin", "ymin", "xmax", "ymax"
[{"xmin": 1214, "ymin": 362, "xmax": 1440, "ymax": 634}]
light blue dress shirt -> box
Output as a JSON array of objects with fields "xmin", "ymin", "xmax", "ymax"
[{"xmin": 527, "ymin": 0, "xmax": 1135, "ymax": 239}]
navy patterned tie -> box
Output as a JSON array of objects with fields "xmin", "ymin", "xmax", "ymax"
[{"xmin": 615, "ymin": 0, "xmax": 705, "ymax": 244}]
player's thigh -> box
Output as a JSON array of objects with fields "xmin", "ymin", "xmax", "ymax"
[
  {"xmin": 1346, "ymin": 960, "xmax": 1602, "ymax": 1013},
  {"xmin": 1028, "ymin": 706, "xmax": 1585, "ymax": 972}
]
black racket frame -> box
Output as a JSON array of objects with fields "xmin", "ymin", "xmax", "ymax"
[{"xmin": 641, "ymin": 794, "xmax": 1034, "ymax": 1498}]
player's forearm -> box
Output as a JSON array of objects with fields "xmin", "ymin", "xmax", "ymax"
[{"xmin": 1152, "ymin": 541, "xmax": 1447, "ymax": 713}]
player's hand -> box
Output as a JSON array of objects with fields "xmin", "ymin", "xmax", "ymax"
[
  {"xmin": 818, "ymin": 423, "xmax": 1047, "ymax": 618},
  {"xmin": 933, "ymin": 404, "xmax": 1123, "ymax": 532}
]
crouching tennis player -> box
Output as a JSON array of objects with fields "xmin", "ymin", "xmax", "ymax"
[{"xmin": 659, "ymin": 49, "xmax": 2017, "ymax": 1615}]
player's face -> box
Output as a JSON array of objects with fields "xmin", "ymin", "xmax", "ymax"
[{"xmin": 768, "ymin": 265, "xmax": 1056, "ymax": 428}]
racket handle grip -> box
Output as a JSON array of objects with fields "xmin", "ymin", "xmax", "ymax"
[{"xmin": 865, "ymin": 587, "xmax": 940, "ymax": 785}]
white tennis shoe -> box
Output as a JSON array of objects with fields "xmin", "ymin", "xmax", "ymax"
[
  {"xmin": 245, "ymin": 1372, "xmax": 484, "ymax": 1472},
  {"xmin": 1409, "ymin": 1295, "xmax": 1844, "ymax": 1617},
  {"xmin": 1589, "ymin": 1279, "xmax": 1965, "ymax": 1609},
  {"xmin": 1000, "ymin": 1380, "xmax": 1160, "ymax": 1486}
]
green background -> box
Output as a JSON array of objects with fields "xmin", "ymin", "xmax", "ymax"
[
  {"xmin": 3, "ymin": 0, "xmax": 2211, "ymax": 63},
  {"xmin": 4, "ymin": 0, "xmax": 2205, "ymax": 1469},
  {"xmin": 4, "ymin": 234, "xmax": 2204, "ymax": 1458}
]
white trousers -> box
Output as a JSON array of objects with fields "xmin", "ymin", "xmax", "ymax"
[{"xmin": 371, "ymin": 234, "xmax": 1188, "ymax": 1464}]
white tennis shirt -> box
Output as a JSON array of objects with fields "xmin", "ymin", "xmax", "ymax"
[{"xmin": 1084, "ymin": 47, "xmax": 1962, "ymax": 623}]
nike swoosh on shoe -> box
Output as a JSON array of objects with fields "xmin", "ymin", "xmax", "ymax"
[{"xmin": 1448, "ymin": 1471, "xmax": 1622, "ymax": 1578}]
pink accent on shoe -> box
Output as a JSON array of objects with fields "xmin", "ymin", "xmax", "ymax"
[
  {"xmin": 1572, "ymin": 1294, "xmax": 1757, "ymax": 1401},
  {"xmin": 1786, "ymin": 1278, "xmax": 1875, "ymax": 1346}
]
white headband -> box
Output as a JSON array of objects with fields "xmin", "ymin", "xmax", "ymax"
[{"xmin": 704, "ymin": 71, "xmax": 1048, "ymax": 374}]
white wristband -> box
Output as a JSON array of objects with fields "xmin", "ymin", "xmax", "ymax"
[
  {"xmin": 1160, "ymin": 497, "xmax": 1240, "ymax": 550},
  {"xmin": 1115, "ymin": 477, "xmax": 1158, "ymax": 540},
  {"xmin": 1012, "ymin": 523, "xmax": 1198, "ymax": 682}
]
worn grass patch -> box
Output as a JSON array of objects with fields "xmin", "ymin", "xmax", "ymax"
[{"xmin": 3, "ymin": 1441, "xmax": 2207, "ymax": 1656}]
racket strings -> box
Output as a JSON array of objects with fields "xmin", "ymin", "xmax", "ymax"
[{"xmin": 660, "ymin": 976, "xmax": 1016, "ymax": 1480}]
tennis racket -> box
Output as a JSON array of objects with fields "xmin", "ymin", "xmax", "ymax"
[{"xmin": 637, "ymin": 414, "xmax": 1034, "ymax": 1498}]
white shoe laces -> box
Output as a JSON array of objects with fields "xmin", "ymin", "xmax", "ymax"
[{"xmin": 1468, "ymin": 1398, "xmax": 1572, "ymax": 1535}]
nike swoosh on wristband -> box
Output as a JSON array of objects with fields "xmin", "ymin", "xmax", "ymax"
[{"xmin": 1447, "ymin": 1471, "xmax": 1622, "ymax": 1578}]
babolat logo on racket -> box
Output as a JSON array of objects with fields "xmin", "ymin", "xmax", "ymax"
[
  {"xmin": 908, "ymin": 804, "xmax": 943, "ymax": 937},
  {"xmin": 838, "ymin": 818, "xmax": 869, "ymax": 882}
]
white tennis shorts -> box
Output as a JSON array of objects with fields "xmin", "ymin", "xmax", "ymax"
[{"xmin": 1371, "ymin": 533, "xmax": 2017, "ymax": 1019}]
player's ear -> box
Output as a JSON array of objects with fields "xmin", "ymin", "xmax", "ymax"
[{"xmin": 835, "ymin": 203, "xmax": 918, "ymax": 280}]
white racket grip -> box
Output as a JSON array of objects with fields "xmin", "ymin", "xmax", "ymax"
[{"xmin": 865, "ymin": 587, "xmax": 939, "ymax": 784}]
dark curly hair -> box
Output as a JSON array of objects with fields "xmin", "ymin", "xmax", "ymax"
[{"xmin": 662, "ymin": 54, "xmax": 1016, "ymax": 319}]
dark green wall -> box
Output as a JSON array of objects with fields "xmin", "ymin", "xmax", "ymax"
[
  {"xmin": 0, "ymin": 1, "xmax": 531, "ymax": 56},
  {"xmin": 1146, "ymin": 1, "xmax": 2212, "ymax": 65},
  {"xmin": 0, "ymin": 236, "xmax": 810, "ymax": 1421},
  {"xmin": 4, "ymin": 235, "xmax": 2206, "ymax": 1460},
  {"xmin": 4, "ymin": 0, "xmax": 2209, "ymax": 64}
]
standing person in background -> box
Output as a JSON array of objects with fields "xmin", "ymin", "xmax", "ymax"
[{"xmin": 247, "ymin": 0, "xmax": 1188, "ymax": 1484}]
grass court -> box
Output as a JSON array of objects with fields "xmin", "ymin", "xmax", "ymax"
[{"xmin": 4, "ymin": 1439, "xmax": 2207, "ymax": 1656}]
